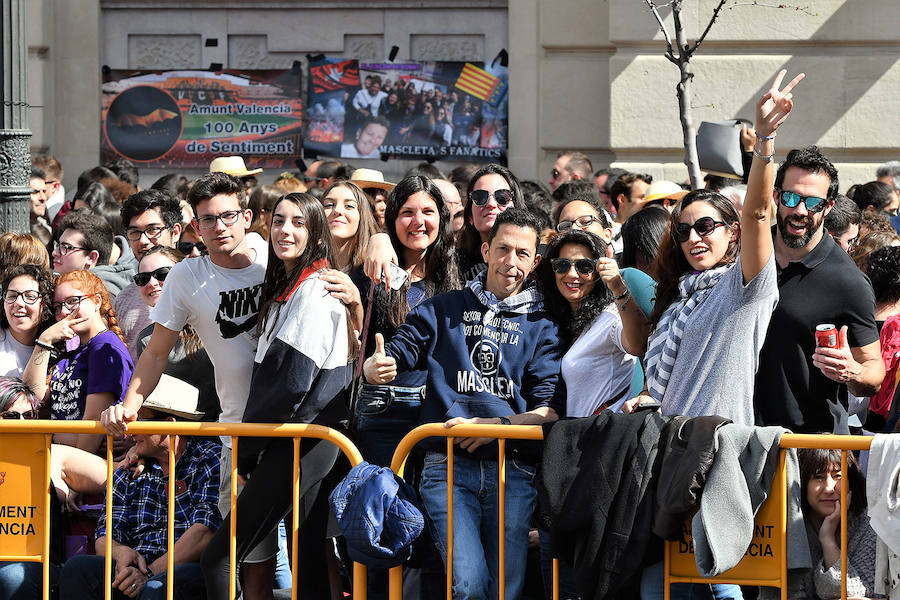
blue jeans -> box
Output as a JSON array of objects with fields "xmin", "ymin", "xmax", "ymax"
[
  {"xmin": 355, "ymin": 384, "xmax": 424, "ymax": 468},
  {"xmin": 419, "ymin": 450, "xmax": 537, "ymax": 600},
  {"xmin": 0, "ymin": 561, "xmax": 59, "ymax": 599},
  {"xmin": 59, "ymin": 554, "xmax": 206, "ymax": 600},
  {"xmin": 640, "ymin": 561, "xmax": 743, "ymax": 600}
]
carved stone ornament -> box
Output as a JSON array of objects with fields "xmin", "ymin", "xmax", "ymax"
[
  {"xmin": 410, "ymin": 35, "xmax": 484, "ymax": 61},
  {"xmin": 0, "ymin": 131, "xmax": 32, "ymax": 189},
  {"xmin": 129, "ymin": 35, "xmax": 202, "ymax": 70}
]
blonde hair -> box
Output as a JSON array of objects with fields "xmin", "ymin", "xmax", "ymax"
[{"xmin": 55, "ymin": 270, "xmax": 125, "ymax": 343}]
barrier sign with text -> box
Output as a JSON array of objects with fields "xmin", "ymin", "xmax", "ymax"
[
  {"xmin": 0, "ymin": 434, "xmax": 47, "ymax": 558},
  {"xmin": 305, "ymin": 59, "xmax": 508, "ymax": 162},
  {"xmin": 102, "ymin": 69, "xmax": 303, "ymax": 169},
  {"xmin": 667, "ymin": 463, "xmax": 786, "ymax": 585}
]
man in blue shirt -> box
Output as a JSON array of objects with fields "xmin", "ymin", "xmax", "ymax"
[
  {"xmin": 365, "ymin": 208, "xmax": 564, "ymax": 600},
  {"xmin": 59, "ymin": 394, "xmax": 220, "ymax": 599}
]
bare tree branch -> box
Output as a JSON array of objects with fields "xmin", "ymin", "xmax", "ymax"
[
  {"xmin": 725, "ymin": 2, "xmax": 817, "ymax": 16},
  {"xmin": 643, "ymin": 0, "xmax": 678, "ymax": 63},
  {"xmin": 688, "ymin": 0, "xmax": 728, "ymax": 55}
]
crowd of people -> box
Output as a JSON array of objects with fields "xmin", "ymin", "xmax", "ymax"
[{"xmin": 0, "ymin": 69, "xmax": 899, "ymax": 600}]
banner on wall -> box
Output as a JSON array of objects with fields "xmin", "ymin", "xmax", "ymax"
[
  {"xmin": 305, "ymin": 59, "xmax": 508, "ymax": 163},
  {"xmin": 101, "ymin": 69, "xmax": 303, "ymax": 169}
]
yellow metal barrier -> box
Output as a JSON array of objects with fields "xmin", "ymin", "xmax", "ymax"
[{"xmin": 0, "ymin": 419, "xmax": 366, "ymax": 600}]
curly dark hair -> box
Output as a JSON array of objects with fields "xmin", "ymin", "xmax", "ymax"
[
  {"xmin": 380, "ymin": 176, "xmax": 460, "ymax": 327},
  {"xmin": 775, "ymin": 146, "xmax": 839, "ymax": 203},
  {"xmin": 649, "ymin": 190, "xmax": 741, "ymax": 326},
  {"xmin": 536, "ymin": 230, "xmax": 613, "ymax": 341},
  {"xmin": 0, "ymin": 264, "xmax": 55, "ymax": 334},
  {"xmin": 866, "ymin": 245, "xmax": 900, "ymax": 305}
]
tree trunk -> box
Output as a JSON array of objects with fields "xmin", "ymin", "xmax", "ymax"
[{"xmin": 677, "ymin": 63, "xmax": 703, "ymax": 190}]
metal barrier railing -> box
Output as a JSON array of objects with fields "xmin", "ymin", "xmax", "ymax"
[{"xmin": 0, "ymin": 419, "xmax": 366, "ymax": 600}]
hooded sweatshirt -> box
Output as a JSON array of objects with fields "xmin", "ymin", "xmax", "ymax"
[
  {"xmin": 384, "ymin": 274, "xmax": 564, "ymax": 458},
  {"xmin": 93, "ymin": 235, "xmax": 138, "ymax": 300}
]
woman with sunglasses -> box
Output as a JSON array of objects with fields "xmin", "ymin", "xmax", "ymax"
[
  {"xmin": 0, "ymin": 264, "xmax": 54, "ymax": 378},
  {"xmin": 201, "ymin": 192, "xmax": 354, "ymax": 598},
  {"xmin": 626, "ymin": 69, "xmax": 804, "ymax": 600},
  {"xmin": 132, "ymin": 246, "xmax": 220, "ymax": 421},
  {"xmin": 23, "ymin": 269, "xmax": 133, "ymax": 453}
]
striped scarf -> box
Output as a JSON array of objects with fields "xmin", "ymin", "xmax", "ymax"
[{"xmin": 644, "ymin": 264, "xmax": 732, "ymax": 401}]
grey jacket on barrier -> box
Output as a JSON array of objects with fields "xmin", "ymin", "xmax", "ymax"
[{"xmin": 692, "ymin": 423, "xmax": 811, "ymax": 578}]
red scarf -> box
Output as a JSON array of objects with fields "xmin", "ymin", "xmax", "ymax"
[{"xmin": 276, "ymin": 259, "xmax": 329, "ymax": 302}]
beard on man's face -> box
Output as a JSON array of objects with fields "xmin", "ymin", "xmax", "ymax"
[{"xmin": 776, "ymin": 209, "xmax": 822, "ymax": 249}]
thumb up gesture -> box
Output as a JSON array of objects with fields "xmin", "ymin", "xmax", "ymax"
[{"xmin": 363, "ymin": 333, "xmax": 397, "ymax": 384}]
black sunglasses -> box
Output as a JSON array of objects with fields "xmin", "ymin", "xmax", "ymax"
[
  {"xmin": 550, "ymin": 257, "xmax": 597, "ymax": 276},
  {"xmin": 673, "ymin": 216, "xmax": 727, "ymax": 243},
  {"xmin": 1, "ymin": 409, "xmax": 39, "ymax": 420},
  {"xmin": 133, "ymin": 266, "xmax": 172, "ymax": 287},
  {"xmin": 470, "ymin": 189, "xmax": 514, "ymax": 207},
  {"xmin": 177, "ymin": 241, "xmax": 207, "ymax": 255}
]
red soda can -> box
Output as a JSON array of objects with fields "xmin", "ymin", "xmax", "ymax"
[{"xmin": 815, "ymin": 324, "xmax": 838, "ymax": 348}]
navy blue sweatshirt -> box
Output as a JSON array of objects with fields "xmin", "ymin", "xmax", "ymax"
[{"xmin": 384, "ymin": 275, "xmax": 564, "ymax": 458}]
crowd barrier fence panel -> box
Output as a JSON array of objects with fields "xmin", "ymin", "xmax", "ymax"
[{"xmin": 0, "ymin": 420, "xmax": 366, "ymax": 600}]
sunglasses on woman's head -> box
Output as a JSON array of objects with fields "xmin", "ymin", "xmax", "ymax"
[
  {"xmin": 776, "ymin": 189, "xmax": 827, "ymax": 213},
  {"xmin": 470, "ymin": 189, "xmax": 514, "ymax": 207},
  {"xmin": 0, "ymin": 409, "xmax": 39, "ymax": 420},
  {"xmin": 176, "ymin": 241, "xmax": 207, "ymax": 255},
  {"xmin": 673, "ymin": 216, "xmax": 727, "ymax": 244},
  {"xmin": 550, "ymin": 257, "xmax": 597, "ymax": 276},
  {"xmin": 133, "ymin": 266, "xmax": 172, "ymax": 287}
]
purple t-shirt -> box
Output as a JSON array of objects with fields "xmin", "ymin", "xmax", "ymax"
[{"xmin": 50, "ymin": 330, "xmax": 134, "ymax": 421}]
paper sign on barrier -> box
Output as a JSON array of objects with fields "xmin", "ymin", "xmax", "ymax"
[
  {"xmin": 0, "ymin": 433, "xmax": 47, "ymax": 557},
  {"xmin": 667, "ymin": 459, "xmax": 785, "ymax": 585}
]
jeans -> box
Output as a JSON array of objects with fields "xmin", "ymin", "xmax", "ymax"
[
  {"xmin": 59, "ymin": 555, "xmax": 205, "ymax": 600},
  {"xmin": 0, "ymin": 561, "xmax": 59, "ymax": 600},
  {"xmin": 538, "ymin": 531, "xmax": 580, "ymax": 600},
  {"xmin": 640, "ymin": 561, "xmax": 743, "ymax": 600},
  {"xmin": 355, "ymin": 384, "xmax": 424, "ymax": 468},
  {"xmin": 419, "ymin": 450, "xmax": 537, "ymax": 600}
]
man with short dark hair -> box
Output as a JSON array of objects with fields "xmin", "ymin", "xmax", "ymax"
[
  {"xmin": 364, "ymin": 208, "xmax": 564, "ymax": 600},
  {"xmin": 341, "ymin": 116, "xmax": 389, "ymax": 159},
  {"xmin": 114, "ymin": 189, "xmax": 184, "ymax": 359},
  {"xmin": 352, "ymin": 74, "xmax": 387, "ymax": 119},
  {"xmin": 52, "ymin": 210, "xmax": 113, "ymax": 275},
  {"xmin": 549, "ymin": 151, "xmax": 593, "ymax": 191},
  {"xmin": 59, "ymin": 396, "xmax": 220, "ymax": 599},
  {"xmin": 824, "ymin": 193, "xmax": 861, "ymax": 252},
  {"xmin": 754, "ymin": 146, "xmax": 884, "ymax": 433},
  {"xmin": 609, "ymin": 172, "xmax": 653, "ymax": 226},
  {"xmin": 32, "ymin": 154, "xmax": 65, "ymax": 221},
  {"xmin": 29, "ymin": 166, "xmax": 51, "ymax": 244}
]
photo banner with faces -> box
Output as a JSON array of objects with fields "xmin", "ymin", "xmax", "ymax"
[
  {"xmin": 305, "ymin": 58, "xmax": 509, "ymax": 163},
  {"xmin": 101, "ymin": 68, "xmax": 303, "ymax": 169}
]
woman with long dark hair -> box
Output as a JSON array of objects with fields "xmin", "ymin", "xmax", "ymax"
[{"xmin": 201, "ymin": 192, "xmax": 354, "ymax": 599}]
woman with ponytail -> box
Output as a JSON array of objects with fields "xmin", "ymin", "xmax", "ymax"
[{"xmin": 24, "ymin": 269, "xmax": 134, "ymax": 453}]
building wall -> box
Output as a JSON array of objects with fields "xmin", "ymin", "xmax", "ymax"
[{"xmin": 26, "ymin": 0, "xmax": 899, "ymax": 192}]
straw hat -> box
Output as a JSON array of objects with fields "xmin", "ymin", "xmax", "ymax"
[
  {"xmin": 142, "ymin": 375, "xmax": 203, "ymax": 420},
  {"xmin": 209, "ymin": 156, "xmax": 263, "ymax": 178},
  {"xmin": 349, "ymin": 168, "xmax": 395, "ymax": 193},
  {"xmin": 643, "ymin": 180, "xmax": 688, "ymax": 204}
]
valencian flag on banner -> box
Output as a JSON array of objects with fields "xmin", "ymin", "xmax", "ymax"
[
  {"xmin": 311, "ymin": 60, "xmax": 360, "ymax": 94},
  {"xmin": 455, "ymin": 63, "xmax": 507, "ymax": 107}
]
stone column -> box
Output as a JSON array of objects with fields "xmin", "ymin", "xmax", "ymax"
[{"xmin": 0, "ymin": 0, "xmax": 32, "ymax": 233}]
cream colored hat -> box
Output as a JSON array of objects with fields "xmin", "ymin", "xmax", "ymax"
[
  {"xmin": 643, "ymin": 180, "xmax": 688, "ymax": 204},
  {"xmin": 142, "ymin": 375, "xmax": 203, "ymax": 420},
  {"xmin": 349, "ymin": 168, "xmax": 395, "ymax": 193},
  {"xmin": 209, "ymin": 156, "xmax": 263, "ymax": 178}
]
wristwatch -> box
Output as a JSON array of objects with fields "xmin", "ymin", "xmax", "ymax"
[{"xmin": 498, "ymin": 416, "xmax": 511, "ymax": 425}]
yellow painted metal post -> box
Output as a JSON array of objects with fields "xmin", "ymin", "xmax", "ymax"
[
  {"xmin": 230, "ymin": 438, "xmax": 238, "ymax": 600},
  {"xmin": 779, "ymin": 450, "xmax": 787, "ymax": 600},
  {"xmin": 167, "ymin": 436, "xmax": 176, "ymax": 599},
  {"xmin": 664, "ymin": 541, "xmax": 671, "ymax": 600},
  {"xmin": 446, "ymin": 437, "xmax": 454, "ymax": 600},
  {"xmin": 840, "ymin": 451, "xmax": 848, "ymax": 600},
  {"xmin": 498, "ymin": 439, "xmax": 506, "ymax": 600},
  {"xmin": 292, "ymin": 437, "xmax": 300, "ymax": 600},
  {"xmin": 43, "ymin": 435, "xmax": 51, "ymax": 600},
  {"xmin": 552, "ymin": 559, "xmax": 559, "ymax": 600},
  {"xmin": 106, "ymin": 437, "xmax": 114, "ymax": 600}
]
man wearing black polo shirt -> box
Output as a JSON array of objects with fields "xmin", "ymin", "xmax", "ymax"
[{"xmin": 754, "ymin": 146, "xmax": 884, "ymax": 433}]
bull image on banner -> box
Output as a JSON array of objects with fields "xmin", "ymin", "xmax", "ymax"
[
  {"xmin": 305, "ymin": 59, "xmax": 508, "ymax": 162},
  {"xmin": 102, "ymin": 69, "xmax": 303, "ymax": 169}
]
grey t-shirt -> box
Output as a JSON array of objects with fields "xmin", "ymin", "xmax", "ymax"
[{"xmin": 656, "ymin": 254, "xmax": 778, "ymax": 424}]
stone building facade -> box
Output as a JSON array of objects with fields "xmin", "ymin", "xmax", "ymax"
[{"xmin": 26, "ymin": 0, "xmax": 899, "ymax": 191}]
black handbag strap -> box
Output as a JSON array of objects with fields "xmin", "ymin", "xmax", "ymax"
[{"xmin": 355, "ymin": 282, "xmax": 377, "ymax": 380}]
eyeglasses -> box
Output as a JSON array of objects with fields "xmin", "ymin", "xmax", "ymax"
[
  {"xmin": 777, "ymin": 189, "xmax": 827, "ymax": 213},
  {"xmin": 53, "ymin": 241, "xmax": 89, "ymax": 256},
  {"xmin": 673, "ymin": 216, "xmax": 728, "ymax": 243},
  {"xmin": 550, "ymin": 257, "xmax": 597, "ymax": 276},
  {"xmin": 126, "ymin": 225, "xmax": 168, "ymax": 242},
  {"xmin": 51, "ymin": 295, "xmax": 86, "ymax": 314},
  {"xmin": 0, "ymin": 409, "xmax": 39, "ymax": 420},
  {"xmin": 133, "ymin": 266, "xmax": 172, "ymax": 287},
  {"xmin": 557, "ymin": 215, "xmax": 602, "ymax": 233},
  {"xmin": 196, "ymin": 210, "xmax": 242, "ymax": 230},
  {"xmin": 3, "ymin": 289, "xmax": 42, "ymax": 305},
  {"xmin": 470, "ymin": 189, "xmax": 514, "ymax": 207},
  {"xmin": 177, "ymin": 241, "xmax": 207, "ymax": 255}
]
